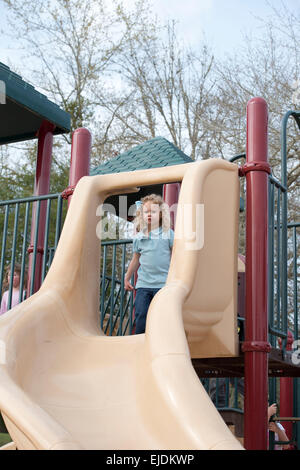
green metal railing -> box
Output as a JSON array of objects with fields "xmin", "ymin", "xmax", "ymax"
[
  {"xmin": 228, "ymin": 117, "xmax": 299, "ymax": 353},
  {"xmin": 0, "ymin": 193, "xmax": 67, "ymax": 308},
  {"xmin": 268, "ymin": 209, "xmax": 300, "ymax": 348},
  {"xmin": 276, "ymin": 110, "xmax": 300, "ymax": 450},
  {"xmin": 100, "ymin": 239, "xmax": 136, "ymax": 335},
  {"xmin": 202, "ymin": 377, "xmax": 244, "ymax": 413},
  {"xmin": 268, "ymin": 110, "xmax": 300, "ymax": 351}
]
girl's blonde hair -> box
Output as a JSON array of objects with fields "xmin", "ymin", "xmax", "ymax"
[{"xmin": 134, "ymin": 194, "xmax": 171, "ymax": 233}]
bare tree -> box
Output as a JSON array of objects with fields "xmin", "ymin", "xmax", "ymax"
[
  {"xmin": 93, "ymin": 21, "xmax": 216, "ymax": 160},
  {"xmin": 3, "ymin": 0, "xmax": 154, "ymax": 137},
  {"xmin": 2, "ymin": 0, "xmax": 299, "ymax": 181},
  {"xmin": 214, "ymin": 2, "xmax": 299, "ymax": 197},
  {"xmin": 2, "ymin": 0, "xmax": 158, "ymax": 176},
  {"xmin": 212, "ymin": 2, "xmax": 299, "ymax": 323}
]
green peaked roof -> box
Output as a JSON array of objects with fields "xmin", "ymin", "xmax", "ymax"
[
  {"xmin": 91, "ymin": 137, "xmax": 193, "ymax": 219},
  {"xmin": 0, "ymin": 62, "xmax": 70, "ymax": 145},
  {"xmin": 91, "ymin": 137, "xmax": 193, "ymax": 175}
]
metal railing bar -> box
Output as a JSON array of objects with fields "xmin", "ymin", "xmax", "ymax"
[
  {"xmin": 100, "ymin": 244, "xmax": 107, "ymax": 329},
  {"xmin": 269, "ymin": 326, "xmax": 288, "ymax": 339},
  {"xmin": 101, "ymin": 274, "xmax": 122, "ymax": 285},
  {"xmin": 19, "ymin": 202, "xmax": 30, "ymax": 302},
  {"xmin": 229, "ymin": 153, "xmax": 246, "ymax": 163},
  {"xmin": 129, "ymin": 274, "xmax": 135, "ymax": 334},
  {"xmin": 276, "ymin": 187, "xmax": 281, "ymax": 331},
  {"xmin": 54, "ymin": 196, "xmax": 63, "ymax": 249},
  {"xmin": 7, "ymin": 203, "xmax": 20, "ymax": 310},
  {"xmin": 109, "ymin": 244, "xmax": 117, "ymax": 335},
  {"xmin": 102, "ymin": 239, "xmax": 133, "ymax": 246},
  {"xmin": 288, "ymin": 222, "xmax": 300, "ymax": 228},
  {"xmin": 0, "ymin": 193, "xmax": 61, "ymax": 207},
  {"xmin": 0, "ymin": 204, "xmax": 10, "ymax": 302},
  {"xmin": 269, "ymin": 175, "xmax": 287, "ymax": 193},
  {"xmin": 29, "ymin": 200, "xmax": 41, "ymax": 296},
  {"xmin": 110, "ymin": 291, "xmax": 125, "ymax": 335},
  {"xmin": 121, "ymin": 294, "xmax": 134, "ymax": 336},
  {"xmin": 293, "ymin": 226, "xmax": 298, "ymax": 341},
  {"xmin": 104, "ymin": 285, "xmax": 121, "ymax": 335},
  {"xmin": 41, "ymin": 199, "xmax": 52, "ymax": 282},
  {"xmin": 118, "ymin": 244, "xmax": 126, "ymax": 335},
  {"xmin": 101, "ymin": 279, "xmax": 113, "ymax": 323},
  {"xmin": 268, "ymin": 181, "xmax": 275, "ymax": 342}
]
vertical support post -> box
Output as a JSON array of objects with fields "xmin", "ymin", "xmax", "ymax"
[
  {"xmin": 63, "ymin": 128, "xmax": 91, "ymax": 206},
  {"xmin": 27, "ymin": 120, "xmax": 55, "ymax": 295},
  {"xmin": 242, "ymin": 97, "xmax": 271, "ymax": 450},
  {"xmin": 163, "ymin": 183, "xmax": 181, "ymax": 229},
  {"xmin": 279, "ymin": 331, "xmax": 294, "ymax": 443}
]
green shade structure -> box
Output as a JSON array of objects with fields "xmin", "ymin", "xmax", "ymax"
[
  {"xmin": 91, "ymin": 137, "xmax": 193, "ymax": 218},
  {"xmin": 0, "ymin": 62, "xmax": 70, "ymax": 145}
]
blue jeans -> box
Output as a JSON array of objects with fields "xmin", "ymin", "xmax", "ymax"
[{"xmin": 134, "ymin": 288, "xmax": 161, "ymax": 334}]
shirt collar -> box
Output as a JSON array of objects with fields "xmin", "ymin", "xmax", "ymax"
[
  {"xmin": 136, "ymin": 226, "xmax": 163, "ymax": 239},
  {"xmin": 150, "ymin": 227, "xmax": 162, "ymax": 236}
]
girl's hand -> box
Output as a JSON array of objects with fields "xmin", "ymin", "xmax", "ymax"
[
  {"xmin": 125, "ymin": 278, "xmax": 134, "ymax": 291},
  {"xmin": 124, "ymin": 253, "xmax": 140, "ymax": 291},
  {"xmin": 268, "ymin": 403, "xmax": 277, "ymax": 420},
  {"xmin": 269, "ymin": 422, "xmax": 278, "ymax": 433}
]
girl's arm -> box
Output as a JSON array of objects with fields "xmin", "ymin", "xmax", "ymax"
[
  {"xmin": 125, "ymin": 252, "xmax": 140, "ymax": 291},
  {"xmin": 0, "ymin": 291, "xmax": 8, "ymax": 315},
  {"xmin": 269, "ymin": 422, "xmax": 290, "ymax": 450},
  {"xmin": 275, "ymin": 424, "xmax": 290, "ymax": 450}
]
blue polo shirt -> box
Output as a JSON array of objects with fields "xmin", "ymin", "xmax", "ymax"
[{"xmin": 133, "ymin": 227, "xmax": 174, "ymax": 289}]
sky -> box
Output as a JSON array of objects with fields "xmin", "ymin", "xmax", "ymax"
[
  {"xmin": 0, "ymin": 0, "xmax": 299, "ymax": 67},
  {"xmin": 150, "ymin": 0, "xmax": 299, "ymax": 55}
]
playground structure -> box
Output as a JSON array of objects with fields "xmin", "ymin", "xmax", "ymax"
[
  {"xmin": 0, "ymin": 159, "xmax": 245, "ymax": 450},
  {"xmin": 0, "ymin": 63, "xmax": 299, "ymax": 450}
]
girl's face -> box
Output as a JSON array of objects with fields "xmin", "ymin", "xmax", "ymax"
[
  {"xmin": 143, "ymin": 202, "xmax": 161, "ymax": 230},
  {"xmin": 8, "ymin": 271, "xmax": 20, "ymax": 288}
]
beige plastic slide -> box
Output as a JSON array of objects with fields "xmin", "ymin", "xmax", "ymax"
[{"xmin": 0, "ymin": 159, "xmax": 244, "ymax": 450}]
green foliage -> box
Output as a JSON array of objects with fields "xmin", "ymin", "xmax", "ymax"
[{"xmin": 0, "ymin": 433, "xmax": 12, "ymax": 446}]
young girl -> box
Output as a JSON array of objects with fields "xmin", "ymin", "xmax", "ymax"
[
  {"xmin": 0, "ymin": 263, "xmax": 26, "ymax": 315},
  {"xmin": 268, "ymin": 403, "xmax": 290, "ymax": 450},
  {"xmin": 125, "ymin": 194, "xmax": 174, "ymax": 334}
]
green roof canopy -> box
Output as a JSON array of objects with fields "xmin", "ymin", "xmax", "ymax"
[
  {"xmin": 0, "ymin": 62, "xmax": 70, "ymax": 145},
  {"xmin": 91, "ymin": 137, "xmax": 192, "ymax": 176},
  {"xmin": 91, "ymin": 137, "xmax": 193, "ymax": 218}
]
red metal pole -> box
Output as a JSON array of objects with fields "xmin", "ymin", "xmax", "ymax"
[
  {"xmin": 63, "ymin": 128, "xmax": 91, "ymax": 206},
  {"xmin": 27, "ymin": 120, "xmax": 55, "ymax": 294},
  {"xmin": 242, "ymin": 97, "xmax": 271, "ymax": 450},
  {"xmin": 163, "ymin": 183, "xmax": 181, "ymax": 230},
  {"xmin": 279, "ymin": 331, "xmax": 294, "ymax": 443}
]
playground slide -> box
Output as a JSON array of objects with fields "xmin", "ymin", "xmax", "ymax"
[{"xmin": 0, "ymin": 160, "xmax": 244, "ymax": 450}]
